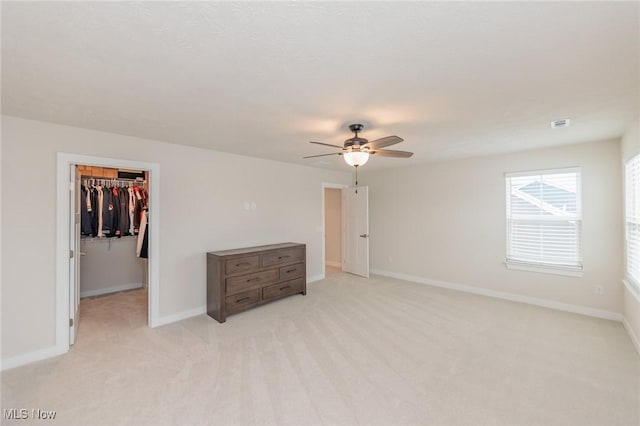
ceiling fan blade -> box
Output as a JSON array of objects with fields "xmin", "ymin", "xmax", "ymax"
[
  {"xmin": 363, "ymin": 135, "xmax": 403, "ymax": 149},
  {"xmin": 309, "ymin": 141, "xmax": 344, "ymax": 149},
  {"xmin": 303, "ymin": 152, "xmax": 343, "ymax": 159},
  {"xmin": 370, "ymin": 149, "xmax": 413, "ymax": 158}
]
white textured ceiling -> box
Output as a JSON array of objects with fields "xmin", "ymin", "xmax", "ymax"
[{"xmin": 2, "ymin": 1, "xmax": 639, "ymax": 171}]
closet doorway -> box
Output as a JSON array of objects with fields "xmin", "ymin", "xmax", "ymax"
[
  {"xmin": 322, "ymin": 183, "xmax": 346, "ymax": 278},
  {"xmin": 56, "ymin": 153, "xmax": 160, "ymax": 356},
  {"xmin": 75, "ymin": 165, "xmax": 149, "ymax": 343}
]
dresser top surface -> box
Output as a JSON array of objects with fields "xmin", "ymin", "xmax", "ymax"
[{"xmin": 207, "ymin": 242, "xmax": 304, "ymax": 257}]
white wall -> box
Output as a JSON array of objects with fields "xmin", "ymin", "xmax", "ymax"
[
  {"xmin": 621, "ymin": 118, "xmax": 640, "ymax": 352},
  {"xmin": 1, "ymin": 116, "xmax": 350, "ymax": 360},
  {"xmin": 80, "ymin": 238, "xmax": 144, "ymax": 298},
  {"xmin": 324, "ymin": 188, "xmax": 342, "ymax": 267},
  {"xmin": 362, "ymin": 139, "xmax": 623, "ymax": 315}
]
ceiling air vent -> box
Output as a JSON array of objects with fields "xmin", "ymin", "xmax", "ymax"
[{"xmin": 550, "ymin": 119, "xmax": 570, "ymax": 129}]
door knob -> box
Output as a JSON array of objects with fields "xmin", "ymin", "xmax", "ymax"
[{"xmin": 359, "ymin": 234, "xmax": 369, "ymax": 238}]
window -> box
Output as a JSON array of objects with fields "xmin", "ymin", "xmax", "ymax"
[
  {"xmin": 625, "ymin": 154, "xmax": 640, "ymax": 288},
  {"xmin": 505, "ymin": 168, "xmax": 582, "ymax": 275}
]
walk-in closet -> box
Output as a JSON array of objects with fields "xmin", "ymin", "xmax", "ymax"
[{"xmin": 76, "ymin": 164, "xmax": 150, "ymax": 334}]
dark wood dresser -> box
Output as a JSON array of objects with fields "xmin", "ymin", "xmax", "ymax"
[{"xmin": 206, "ymin": 242, "xmax": 306, "ymax": 323}]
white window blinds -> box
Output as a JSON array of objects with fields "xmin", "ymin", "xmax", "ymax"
[
  {"xmin": 505, "ymin": 168, "xmax": 582, "ymax": 269},
  {"xmin": 625, "ymin": 155, "xmax": 640, "ymax": 285}
]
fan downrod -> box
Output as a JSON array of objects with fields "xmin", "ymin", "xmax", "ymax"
[{"xmin": 348, "ymin": 124, "xmax": 365, "ymax": 135}]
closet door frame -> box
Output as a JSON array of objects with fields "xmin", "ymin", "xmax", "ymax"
[
  {"xmin": 55, "ymin": 153, "xmax": 161, "ymax": 356},
  {"xmin": 320, "ymin": 182, "xmax": 348, "ymax": 280}
]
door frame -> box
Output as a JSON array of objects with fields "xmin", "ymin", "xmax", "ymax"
[
  {"xmin": 321, "ymin": 182, "xmax": 348, "ymax": 279},
  {"xmin": 56, "ymin": 153, "xmax": 161, "ymax": 355},
  {"xmin": 69, "ymin": 164, "xmax": 80, "ymax": 344}
]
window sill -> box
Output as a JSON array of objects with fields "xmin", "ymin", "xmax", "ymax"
[{"xmin": 505, "ymin": 261, "xmax": 583, "ymax": 277}]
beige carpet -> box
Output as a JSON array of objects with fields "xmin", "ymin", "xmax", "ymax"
[{"xmin": 2, "ymin": 271, "xmax": 639, "ymax": 425}]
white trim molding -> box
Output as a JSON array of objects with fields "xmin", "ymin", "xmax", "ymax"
[
  {"xmin": 371, "ymin": 268, "xmax": 623, "ymax": 322},
  {"xmin": 56, "ymin": 153, "xmax": 161, "ymax": 359},
  {"xmin": 505, "ymin": 260, "xmax": 583, "ymax": 277},
  {"xmin": 1, "ymin": 346, "xmax": 61, "ymax": 371},
  {"xmin": 325, "ymin": 261, "xmax": 342, "ymax": 268},
  {"xmin": 80, "ymin": 283, "xmax": 143, "ymax": 299},
  {"xmin": 154, "ymin": 306, "xmax": 207, "ymax": 328}
]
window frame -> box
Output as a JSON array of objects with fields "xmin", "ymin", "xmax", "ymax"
[
  {"xmin": 504, "ymin": 167, "xmax": 583, "ymax": 277},
  {"xmin": 625, "ymin": 154, "xmax": 640, "ymax": 295}
]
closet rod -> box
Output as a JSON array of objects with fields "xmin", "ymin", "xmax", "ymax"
[{"xmin": 81, "ymin": 177, "xmax": 146, "ymax": 188}]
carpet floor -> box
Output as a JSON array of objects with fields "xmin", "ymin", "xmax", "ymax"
[{"xmin": 2, "ymin": 270, "xmax": 639, "ymax": 425}]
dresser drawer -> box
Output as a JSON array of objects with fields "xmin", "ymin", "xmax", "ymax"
[
  {"xmin": 225, "ymin": 255, "xmax": 259, "ymax": 275},
  {"xmin": 263, "ymin": 248, "xmax": 304, "ymax": 267},
  {"xmin": 279, "ymin": 263, "xmax": 305, "ymax": 280},
  {"xmin": 226, "ymin": 269, "xmax": 278, "ymax": 295},
  {"xmin": 208, "ymin": 243, "xmax": 306, "ymax": 323},
  {"xmin": 262, "ymin": 278, "xmax": 305, "ymax": 301},
  {"xmin": 226, "ymin": 289, "xmax": 261, "ymax": 314}
]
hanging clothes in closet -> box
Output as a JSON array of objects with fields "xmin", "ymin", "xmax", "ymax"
[
  {"xmin": 136, "ymin": 210, "xmax": 149, "ymax": 259},
  {"xmin": 81, "ymin": 179, "xmax": 148, "ymax": 239},
  {"xmin": 132, "ymin": 185, "xmax": 148, "ymax": 235}
]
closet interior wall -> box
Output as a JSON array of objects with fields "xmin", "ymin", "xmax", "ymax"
[
  {"xmin": 78, "ymin": 165, "xmax": 148, "ymax": 298},
  {"xmin": 324, "ymin": 188, "xmax": 342, "ymax": 269}
]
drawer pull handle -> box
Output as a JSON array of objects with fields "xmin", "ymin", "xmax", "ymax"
[
  {"xmin": 237, "ymin": 297, "xmax": 251, "ymax": 303},
  {"xmin": 279, "ymin": 285, "xmax": 291, "ymax": 291},
  {"xmin": 236, "ymin": 262, "xmax": 250, "ymax": 267},
  {"xmin": 285, "ymin": 269, "xmax": 296, "ymax": 273},
  {"xmin": 278, "ymin": 255, "xmax": 290, "ymax": 260},
  {"xmin": 247, "ymin": 277, "xmax": 261, "ymax": 282}
]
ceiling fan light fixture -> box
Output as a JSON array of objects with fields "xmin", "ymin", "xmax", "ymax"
[
  {"xmin": 343, "ymin": 151, "xmax": 370, "ymax": 167},
  {"xmin": 304, "ymin": 123, "xmax": 411, "ymax": 167}
]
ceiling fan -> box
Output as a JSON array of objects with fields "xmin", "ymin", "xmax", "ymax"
[{"xmin": 303, "ymin": 124, "xmax": 413, "ymax": 168}]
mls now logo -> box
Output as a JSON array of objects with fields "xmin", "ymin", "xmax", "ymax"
[
  {"xmin": 3, "ymin": 409, "xmax": 28, "ymax": 420},
  {"xmin": 3, "ymin": 408, "xmax": 57, "ymax": 420},
  {"xmin": 32, "ymin": 409, "xmax": 57, "ymax": 419}
]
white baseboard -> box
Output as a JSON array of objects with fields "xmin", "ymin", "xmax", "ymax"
[
  {"xmin": 325, "ymin": 261, "xmax": 341, "ymax": 268},
  {"xmin": 153, "ymin": 305, "xmax": 207, "ymax": 327},
  {"xmin": 371, "ymin": 268, "xmax": 623, "ymax": 322},
  {"xmin": 1, "ymin": 346, "xmax": 61, "ymax": 371},
  {"xmin": 622, "ymin": 317, "xmax": 640, "ymax": 355},
  {"xmin": 307, "ymin": 274, "xmax": 324, "ymax": 283},
  {"xmin": 80, "ymin": 282, "xmax": 143, "ymax": 298}
]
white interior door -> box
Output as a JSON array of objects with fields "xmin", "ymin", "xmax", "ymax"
[
  {"xmin": 69, "ymin": 165, "xmax": 80, "ymax": 344},
  {"xmin": 342, "ymin": 186, "xmax": 369, "ymax": 278}
]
